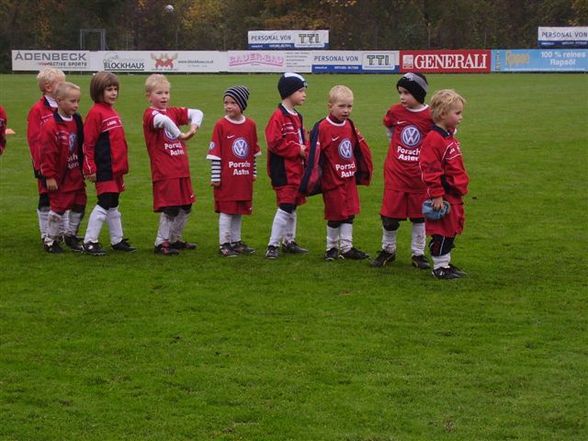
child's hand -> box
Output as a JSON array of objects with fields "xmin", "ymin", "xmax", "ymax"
[
  {"xmin": 179, "ymin": 125, "xmax": 198, "ymax": 141},
  {"xmin": 85, "ymin": 173, "xmax": 96, "ymax": 182},
  {"xmin": 46, "ymin": 178, "xmax": 58, "ymax": 191},
  {"xmin": 210, "ymin": 181, "xmax": 220, "ymax": 187},
  {"xmin": 299, "ymin": 144, "xmax": 306, "ymax": 158},
  {"xmin": 5, "ymin": 128, "xmax": 15, "ymax": 136},
  {"xmin": 431, "ymin": 196, "xmax": 445, "ymax": 210}
]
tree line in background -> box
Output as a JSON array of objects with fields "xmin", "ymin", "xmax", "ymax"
[{"xmin": 0, "ymin": 0, "xmax": 586, "ymax": 71}]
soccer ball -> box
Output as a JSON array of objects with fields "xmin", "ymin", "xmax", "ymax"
[{"xmin": 165, "ymin": 4, "xmax": 174, "ymax": 13}]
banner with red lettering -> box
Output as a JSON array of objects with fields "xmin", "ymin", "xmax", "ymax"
[{"xmin": 400, "ymin": 50, "xmax": 491, "ymax": 73}]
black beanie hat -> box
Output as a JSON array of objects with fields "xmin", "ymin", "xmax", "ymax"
[
  {"xmin": 224, "ymin": 85, "xmax": 250, "ymax": 111},
  {"xmin": 396, "ymin": 72, "xmax": 428, "ymax": 103},
  {"xmin": 278, "ymin": 72, "xmax": 307, "ymax": 99}
]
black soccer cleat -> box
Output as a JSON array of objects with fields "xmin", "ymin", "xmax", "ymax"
[
  {"xmin": 83, "ymin": 241, "xmax": 106, "ymax": 256},
  {"xmin": 265, "ymin": 245, "xmax": 279, "ymax": 259},
  {"xmin": 44, "ymin": 241, "xmax": 64, "ymax": 254},
  {"xmin": 411, "ymin": 254, "xmax": 431, "ymax": 270},
  {"xmin": 448, "ymin": 264, "xmax": 466, "ymax": 277},
  {"xmin": 371, "ymin": 249, "xmax": 396, "ymax": 267},
  {"xmin": 154, "ymin": 241, "xmax": 179, "ymax": 256},
  {"xmin": 219, "ymin": 243, "xmax": 239, "ymax": 257},
  {"xmin": 231, "ymin": 241, "xmax": 255, "ymax": 255},
  {"xmin": 324, "ymin": 247, "xmax": 340, "ymax": 261},
  {"xmin": 341, "ymin": 247, "xmax": 370, "ymax": 260},
  {"xmin": 64, "ymin": 234, "xmax": 84, "ymax": 253},
  {"xmin": 112, "ymin": 238, "xmax": 136, "ymax": 252},
  {"xmin": 281, "ymin": 241, "xmax": 308, "ymax": 254},
  {"xmin": 170, "ymin": 240, "xmax": 197, "ymax": 250},
  {"xmin": 432, "ymin": 266, "xmax": 463, "ymax": 280}
]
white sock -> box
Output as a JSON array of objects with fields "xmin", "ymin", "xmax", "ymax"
[
  {"xmin": 45, "ymin": 211, "xmax": 62, "ymax": 245},
  {"xmin": 219, "ymin": 213, "xmax": 233, "ymax": 245},
  {"xmin": 37, "ymin": 208, "xmax": 49, "ymax": 239},
  {"xmin": 84, "ymin": 205, "xmax": 107, "ymax": 243},
  {"xmin": 340, "ymin": 223, "xmax": 353, "ymax": 253},
  {"xmin": 60, "ymin": 210, "xmax": 70, "ymax": 237},
  {"xmin": 106, "ymin": 207, "xmax": 124, "ymax": 245},
  {"xmin": 284, "ymin": 210, "xmax": 297, "ymax": 244},
  {"xmin": 432, "ymin": 253, "xmax": 451, "ymax": 270},
  {"xmin": 411, "ymin": 222, "xmax": 426, "ymax": 256},
  {"xmin": 230, "ymin": 215, "xmax": 242, "ymax": 244},
  {"xmin": 268, "ymin": 209, "xmax": 290, "ymax": 247},
  {"xmin": 155, "ymin": 213, "xmax": 174, "ymax": 246},
  {"xmin": 326, "ymin": 226, "xmax": 339, "ymax": 251},
  {"xmin": 170, "ymin": 208, "xmax": 190, "ymax": 243},
  {"xmin": 66, "ymin": 211, "xmax": 84, "ymax": 237},
  {"xmin": 382, "ymin": 228, "xmax": 397, "ymax": 253}
]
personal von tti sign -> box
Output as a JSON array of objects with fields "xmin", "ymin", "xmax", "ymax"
[
  {"xmin": 400, "ymin": 50, "xmax": 491, "ymax": 73},
  {"xmin": 248, "ymin": 30, "xmax": 329, "ymax": 50}
]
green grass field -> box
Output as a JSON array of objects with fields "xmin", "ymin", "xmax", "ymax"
[{"xmin": 0, "ymin": 73, "xmax": 587, "ymax": 441}]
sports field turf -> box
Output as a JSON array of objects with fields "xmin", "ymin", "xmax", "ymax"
[{"xmin": 0, "ymin": 73, "xmax": 586, "ymax": 440}]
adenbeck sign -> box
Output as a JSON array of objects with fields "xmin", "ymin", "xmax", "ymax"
[
  {"xmin": 12, "ymin": 50, "xmax": 90, "ymax": 71},
  {"xmin": 400, "ymin": 50, "xmax": 491, "ymax": 73},
  {"xmin": 538, "ymin": 27, "xmax": 588, "ymax": 48},
  {"xmin": 248, "ymin": 30, "xmax": 329, "ymax": 50},
  {"xmin": 492, "ymin": 49, "xmax": 588, "ymax": 72}
]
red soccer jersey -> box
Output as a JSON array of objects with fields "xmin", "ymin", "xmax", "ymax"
[
  {"xmin": 40, "ymin": 114, "xmax": 84, "ymax": 193},
  {"xmin": 265, "ymin": 104, "xmax": 306, "ymax": 188},
  {"xmin": 143, "ymin": 107, "xmax": 192, "ymax": 182},
  {"xmin": 419, "ymin": 125, "xmax": 469, "ymax": 203},
  {"xmin": 207, "ymin": 116, "xmax": 261, "ymax": 202},
  {"xmin": 27, "ymin": 96, "xmax": 58, "ymax": 173},
  {"xmin": 317, "ymin": 116, "xmax": 358, "ymax": 192},
  {"xmin": 0, "ymin": 106, "xmax": 6, "ymax": 154},
  {"xmin": 83, "ymin": 102, "xmax": 129, "ymax": 180},
  {"xmin": 382, "ymin": 103, "xmax": 433, "ymax": 193}
]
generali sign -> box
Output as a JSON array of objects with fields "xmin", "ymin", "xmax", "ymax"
[{"xmin": 400, "ymin": 50, "xmax": 491, "ymax": 73}]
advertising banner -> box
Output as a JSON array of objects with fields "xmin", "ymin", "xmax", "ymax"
[
  {"xmin": 12, "ymin": 50, "xmax": 92, "ymax": 71},
  {"xmin": 538, "ymin": 27, "xmax": 588, "ymax": 48},
  {"xmin": 311, "ymin": 51, "xmax": 399, "ymax": 73},
  {"xmin": 400, "ymin": 50, "xmax": 491, "ymax": 73},
  {"xmin": 227, "ymin": 51, "xmax": 290, "ymax": 72},
  {"xmin": 248, "ymin": 30, "xmax": 329, "ymax": 50},
  {"xmin": 492, "ymin": 49, "xmax": 588, "ymax": 72},
  {"xmin": 97, "ymin": 51, "xmax": 227, "ymax": 73}
]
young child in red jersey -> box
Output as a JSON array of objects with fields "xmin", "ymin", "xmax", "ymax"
[
  {"xmin": 310, "ymin": 85, "xmax": 372, "ymax": 261},
  {"xmin": 265, "ymin": 72, "xmax": 309, "ymax": 259},
  {"xmin": 39, "ymin": 82, "xmax": 86, "ymax": 253},
  {"xmin": 207, "ymin": 86, "xmax": 261, "ymax": 257},
  {"xmin": 82, "ymin": 71, "xmax": 135, "ymax": 256},
  {"xmin": 143, "ymin": 74, "xmax": 203, "ymax": 256},
  {"xmin": 372, "ymin": 72, "xmax": 434, "ymax": 270},
  {"xmin": 0, "ymin": 105, "xmax": 10, "ymax": 155},
  {"xmin": 26, "ymin": 68, "xmax": 66, "ymax": 242},
  {"xmin": 419, "ymin": 89, "xmax": 469, "ymax": 280}
]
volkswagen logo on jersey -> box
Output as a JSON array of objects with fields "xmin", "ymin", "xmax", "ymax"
[
  {"xmin": 338, "ymin": 138, "xmax": 353, "ymax": 160},
  {"xmin": 232, "ymin": 138, "xmax": 249, "ymax": 159},
  {"xmin": 68, "ymin": 133, "xmax": 77, "ymax": 153},
  {"xmin": 400, "ymin": 125, "xmax": 422, "ymax": 148}
]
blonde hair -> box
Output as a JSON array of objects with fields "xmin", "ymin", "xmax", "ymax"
[
  {"xmin": 55, "ymin": 82, "xmax": 81, "ymax": 100},
  {"xmin": 430, "ymin": 89, "xmax": 466, "ymax": 123},
  {"xmin": 145, "ymin": 74, "xmax": 170, "ymax": 94},
  {"xmin": 328, "ymin": 85, "xmax": 354, "ymax": 104},
  {"xmin": 36, "ymin": 68, "xmax": 65, "ymax": 92},
  {"xmin": 90, "ymin": 71, "xmax": 119, "ymax": 103}
]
